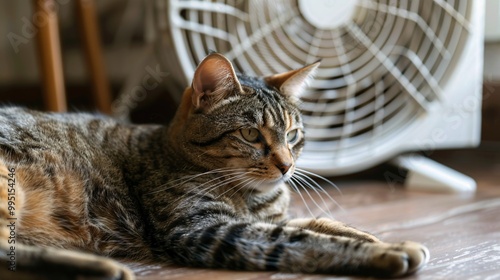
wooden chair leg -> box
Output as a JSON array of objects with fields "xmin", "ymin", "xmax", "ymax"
[
  {"xmin": 76, "ymin": 0, "xmax": 112, "ymax": 114},
  {"xmin": 33, "ymin": 0, "xmax": 67, "ymax": 112}
]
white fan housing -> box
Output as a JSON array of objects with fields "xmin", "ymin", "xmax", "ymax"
[{"xmin": 153, "ymin": 0, "xmax": 484, "ymax": 191}]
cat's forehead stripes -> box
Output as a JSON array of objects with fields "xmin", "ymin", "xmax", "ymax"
[
  {"xmin": 263, "ymin": 108, "xmax": 275, "ymax": 127},
  {"xmin": 247, "ymin": 90, "xmax": 293, "ymax": 126},
  {"xmin": 285, "ymin": 112, "xmax": 292, "ymax": 131}
]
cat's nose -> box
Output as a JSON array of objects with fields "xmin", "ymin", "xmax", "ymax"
[{"xmin": 275, "ymin": 162, "xmax": 291, "ymax": 175}]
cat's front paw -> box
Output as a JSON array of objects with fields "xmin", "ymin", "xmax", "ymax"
[
  {"xmin": 371, "ymin": 241, "xmax": 429, "ymax": 277},
  {"xmin": 398, "ymin": 241, "xmax": 430, "ymax": 274}
]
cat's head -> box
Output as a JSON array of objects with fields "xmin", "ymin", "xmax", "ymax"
[{"xmin": 170, "ymin": 53, "xmax": 319, "ymax": 191}]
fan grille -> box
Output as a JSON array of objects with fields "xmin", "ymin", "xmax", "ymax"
[{"xmin": 165, "ymin": 0, "xmax": 473, "ymax": 174}]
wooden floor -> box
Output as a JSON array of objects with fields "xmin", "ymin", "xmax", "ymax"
[{"xmin": 127, "ymin": 146, "xmax": 500, "ymax": 280}]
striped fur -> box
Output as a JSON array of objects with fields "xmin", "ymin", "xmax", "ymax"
[{"xmin": 0, "ymin": 53, "xmax": 428, "ymax": 279}]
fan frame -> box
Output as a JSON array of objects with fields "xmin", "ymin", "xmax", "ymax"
[{"xmin": 161, "ymin": 0, "xmax": 484, "ymax": 176}]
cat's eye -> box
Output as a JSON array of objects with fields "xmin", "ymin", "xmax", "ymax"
[
  {"xmin": 240, "ymin": 128, "xmax": 260, "ymax": 142},
  {"xmin": 287, "ymin": 129, "xmax": 300, "ymax": 144}
]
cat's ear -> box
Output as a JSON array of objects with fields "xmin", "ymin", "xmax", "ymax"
[
  {"xmin": 265, "ymin": 61, "xmax": 320, "ymax": 98},
  {"xmin": 191, "ymin": 53, "xmax": 244, "ymax": 110}
]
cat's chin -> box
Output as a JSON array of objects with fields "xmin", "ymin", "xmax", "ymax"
[
  {"xmin": 252, "ymin": 180, "xmax": 285, "ymax": 193},
  {"xmin": 251, "ymin": 174, "xmax": 292, "ymax": 193}
]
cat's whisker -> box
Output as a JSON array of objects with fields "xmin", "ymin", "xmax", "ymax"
[
  {"xmin": 294, "ymin": 169, "xmax": 345, "ymax": 213},
  {"xmin": 147, "ymin": 168, "xmax": 248, "ymax": 195},
  {"xmin": 295, "ymin": 168, "xmax": 343, "ymax": 196},
  {"xmin": 295, "ymin": 174, "xmax": 333, "ymax": 217},
  {"xmin": 290, "ymin": 176, "xmax": 334, "ymax": 219},
  {"xmin": 173, "ymin": 167, "xmax": 247, "ymax": 186},
  {"xmin": 160, "ymin": 173, "xmax": 245, "ymax": 208},
  {"xmin": 288, "ymin": 178, "xmax": 316, "ymax": 218},
  {"xmin": 169, "ymin": 174, "xmax": 244, "ymax": 213},
  {"xmin": 189, "ymin": 173, "xmax": 251, "ymax": 206},
  {"xmin": 233, "ymin": 177, "xmax": 256, "ymax": 192},
  {"xmin": 169, "ymin": 167, "xmax": 246, "ymax": 185},
  {"xmin": 292, "ymin": 172, "xmax": 345, "ymax": 213},
  {"xmin": 223, "ymin": 177, "xmax": 256, "ymax": 201},
  {"xmin": 241, "ymin": 178, "xmax": 261, "ymax": 199},
  {"xmin": 190, "ymin": 171, "xmax": 248, "ymax": 191},
  {"xmin": 167, "ymin": 167, "xmax": 243, "ymax": 183},
  {"xmin": 165, "ymin": 173, "xmax": 248, "ymax": 208},
  {"xmin": 291, "ymin": 174, "xmax": 335, "ymax": 218}
]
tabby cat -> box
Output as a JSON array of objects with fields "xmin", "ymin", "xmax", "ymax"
[{"xmin": 0, "ymin": 53, "xmax": 429, "ymax": 279}]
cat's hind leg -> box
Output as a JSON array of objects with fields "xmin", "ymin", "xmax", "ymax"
[
  {"xmin": 0, "ymin": 160, "xmax": 134, "ymax": 280},
  {"xmin": 0, "ymin": 243, "xmax": 135, "ymax": 280}
]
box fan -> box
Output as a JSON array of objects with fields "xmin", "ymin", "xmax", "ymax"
[{"xmin": 149, "ymin": 0, "xmax": 484, "ymax": 192}]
